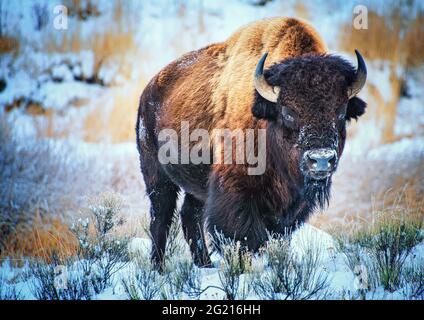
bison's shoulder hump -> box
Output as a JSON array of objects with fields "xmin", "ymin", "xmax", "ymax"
[
  {"xmin": 156, "ymin": 43, "xmax": 226, "ymax": 88},
  {"xmin": 226, "ymin": 17, "xmax": 326, "ymax": 61}
]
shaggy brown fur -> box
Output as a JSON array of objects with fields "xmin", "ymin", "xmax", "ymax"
[{"xmin": 136, "ymin": 17, "xmax": 367, "ymax": 268}]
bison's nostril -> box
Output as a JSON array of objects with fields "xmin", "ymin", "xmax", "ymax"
[{"xmin": 306, "ymin": 156, "xmax": 318, "ymax": 169}]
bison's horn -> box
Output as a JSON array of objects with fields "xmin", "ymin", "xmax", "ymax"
[
  {"xmin": 254, "ymin": 53, "xmax": 280, "ymax": 103},
  {"xmin": 348, "ymin": 49, "xmax": 367, "ymax": 99}
]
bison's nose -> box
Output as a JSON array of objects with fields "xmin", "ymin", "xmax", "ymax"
[{"xmin": 304, "ymin": 148, "xmax": 337, "ymax": 180}]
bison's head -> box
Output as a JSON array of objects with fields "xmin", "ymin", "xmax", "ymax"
[{"xmin": 252, "ymin": 51, "xmax": 367, "ymax": 207}]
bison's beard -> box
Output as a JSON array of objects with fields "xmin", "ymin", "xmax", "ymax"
[{"xmin": 303, "ymin": 176, "xmax": 332, "ymax": 210}]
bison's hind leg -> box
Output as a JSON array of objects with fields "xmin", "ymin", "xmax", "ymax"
[
  {"xmin": 145, "ymin": 170, "xmax": 179, "ymax": 270},
  {"xmin": 180, "ymin": 194, "xmax": 211, "ymax": 267}
]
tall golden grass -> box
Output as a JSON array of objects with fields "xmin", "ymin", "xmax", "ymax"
[
  {"xmin": 0, "ymin": 214, "xmax": 78, "ymax": 266},
  {"xmin": 82, "ymin": 82, "xmax": 144, "ymax": 143},
  {"xmin": 336, "ymin": 186, "xmax": 423, "ymax": 239},
  {"xmin": 312, "ymin": 182, "xmax": 424, "ymax": 235},
  {"xmin": 340, "ymin": 3, "xmax": 424, "ymax": 143}
]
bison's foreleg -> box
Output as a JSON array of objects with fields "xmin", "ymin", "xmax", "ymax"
[{"xmin": 204, "ymin": 176, "xmax": 269, "ymax": 252}]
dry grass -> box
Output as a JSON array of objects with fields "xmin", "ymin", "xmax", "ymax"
[
  {"xmin": 0, "ymin": 193, "xmax": 142, "ymax": 267},
  {"xmin": 403, "ymin": 13, "xmax": 424, "ymax": 69},
  {"xmin": 1, "ymin": 1, "xmax": 141, "ymax": 144},
  {"xmin": 113, "ymin": 0, "xmax": 124, "ymax": 23},
  {"xmin": 340, "ymin": 4, "xmax": 424, "ymax": 68},
  {"xmin": 0, "ymin": 36, "xmax": 19, "ymax": 55},
  {"xmin": 47, "ymin": 29, "xmax": 136, "ymax": 83},
  {"xmin": 368, "ymin": 188, "xmax": 423, "ymax": 236},
  {"xmin": 38, "ymin": 27, "xmax": 141, "ymax": 143},
  {"xmin": 45, "ymin": 1, "xmax": 137, "ymax": 84},
  {"xmin": 39, "ymin": 1, "xmax": 140, "ymax": 143},
  {"xmin": 311, "ymin": 142, "xmax": 424, "ymax": 234},
  {"xmin": 0, "ymin": 215, "xmax": 78, "ymax": 266},
  {"xmin": 321, "ymin": 184, "xmax": 424, "ymax": 237},
  {"xmin": 340, "ymin": 2, "xmax": 424, "ymax": 143},
  {"xmin": 82, "ymin": 82, "xmax": 144, "ymax": 142}
]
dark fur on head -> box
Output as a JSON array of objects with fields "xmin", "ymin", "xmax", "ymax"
[
  {"xmin": 255, "ymin": 54, "xmax": 365, "ymax": 122},
  {"xmin": 347, "ymin": 97, "xmax": 367, "ymax": 122},
  {"xmin": 253, "ymin": 53, "xmax": 367, "ymax": 220}
]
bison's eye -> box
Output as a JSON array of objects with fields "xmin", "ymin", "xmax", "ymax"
[
  {"xmin": 284, "ymin": 114, "xmax": 294, "ymax": 122},
  {"xmin": 281, "ymin": 106, "xmax": 298, "ymax": 130}
]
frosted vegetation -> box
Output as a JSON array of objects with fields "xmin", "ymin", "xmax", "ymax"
[
  {"xmin": 0, "ymin": 0, "xmax": 423, "ymax": 300},
  {"xmin": 0, "ymin": 195, "xmax": 423, "ymax": 300}
]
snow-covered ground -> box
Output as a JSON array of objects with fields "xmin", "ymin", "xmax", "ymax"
[{"xmin": 1, "ymin": 224, "xmax": 422, "ymax": 300}]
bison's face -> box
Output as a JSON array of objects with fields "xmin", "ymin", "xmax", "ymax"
[{"xmin": 253, "ymin": 51, "xmax": 367, "ymax": 199}]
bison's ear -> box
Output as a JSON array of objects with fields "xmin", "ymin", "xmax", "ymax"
[
  {"xmin": 346, "ymin": 97, "xmax": 367, "ymax": 121},
  {"xmin": 252, "ymin": 92, "xmax": 278, "ymax": 120}
]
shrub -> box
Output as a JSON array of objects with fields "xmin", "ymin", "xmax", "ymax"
[
  {"xmin": 335, "ymin": 238, "xmax": 377, "ymax": 299},
  {"xmin": 252, "ymin": 237, "xmax": 329, "ymax": 300},
  {"xmin": 71, "ymin": 195, "xmax": 130, "ymax": 293},
  {"xmin": 66, "ymin": 0, "xmax": 101, "ymax": 20},
  {"xmin": 156, "ymin": 214, "xmax": 205, "ymax": 300},
  {"xmin": 336, "ymin": 210, "xmax": 423, "ymax": 294},
  {"xmin": 121, "ymin": 254, "xmax": 163, "ymax": 300},
  {"xmin": 28, "ymin": 255, "xmax": 93, "ymax": 300},
  {"xmin": 169, "ymin": 259, "xmax": 202, "ymax": 299},
  {"xmin": 162, "ymin": 213, "xmax": 187, "ymax": 273},
  {"xmin": 215, "ymin": 233, "xmax": 252, "ymax": 300},
  {"xmin": 27, "ymin": 195, "xmax": 130, "ymax": 300},
  {"xmin": 0, "ymin": 273, "xmax": 21, "ymax": 300},
  {"xmin": 359, "ymin": 219, "xmax": 422, "ymax": 291},
  {"xmin": 402, "ymin": 261, "xmax": 424, "ymax": 300}
]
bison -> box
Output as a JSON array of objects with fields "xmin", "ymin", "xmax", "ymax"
[{"xmin": 136, "ymin": 17, "xmax": 367, "ymax": 268}]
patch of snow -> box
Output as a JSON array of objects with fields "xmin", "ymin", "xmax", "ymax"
[
  {"xmin": 127, "ymin": 237, "xmax": 151, "ymax": 257},
  {"xmin": 32, "ymin": 81, "xmax": 102, "ymax": 111},
  {"xmin": 291, "ymin": 223, "xmax": 336, "ymax": 261},
  {"xmin": 51, "ymin": 64, "xmax": 74, "ymax": 82}
]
